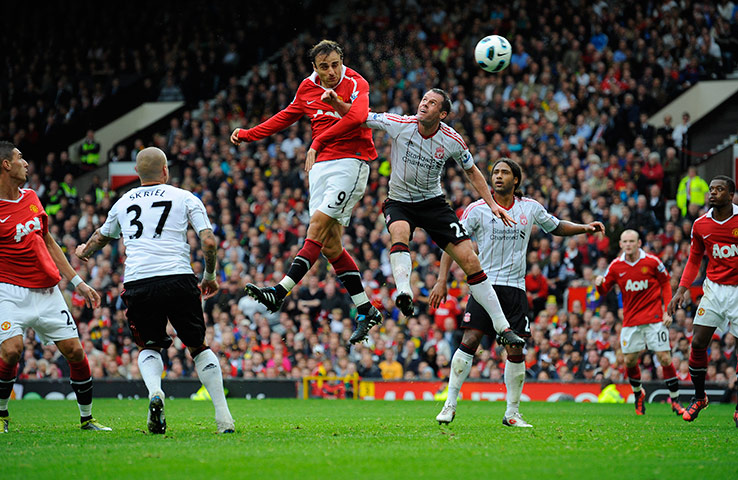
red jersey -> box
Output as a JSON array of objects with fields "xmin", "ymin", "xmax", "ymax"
[
  {"xmin": 0, "ymin": 188, "xmax": 60, "ymax": 288},
  {"xmin": 238, "ymin": 66, "xmax": 376, "ymax": 163},
  {"xmin": 680, "ymin": 204, "xmax": 738, "ymax": 287},
  {"xmin": 596, "ymin": 249, "xmax": 671, "ymax": 327}
]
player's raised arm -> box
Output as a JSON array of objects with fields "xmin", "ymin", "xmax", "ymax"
[
  {"xmin": 551, "ymin": 220, "xmax": 605, "ymax": 236},
  {"xmin": 75, "ymin": 228, "xmax": 114, "ymax": 262},
  {"xmin": 230, "ymin": 98, "xmax": 304, "ymax": 146},
  {"xmin": 462, "ymin": 164, "xmax": 515, "ymax": 227},
  {"xmin": 45, "ymin": 232, "xmax": 100, "ymax": 308}
]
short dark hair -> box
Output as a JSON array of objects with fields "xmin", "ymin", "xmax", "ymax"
[
  {"xmin": 492, "ymin": 157, "xmax": 523, "ymax": 197},
  {"xmin": 429, "ymin": 88, "xmax": 451, "ymax": 115},
  {"xmin": 0, "ymin": 141, "xmax": 15, "ymax": 162},
  {"xmin": 309, "ymin": 40, "xmax": 343, "ymax": 65},
  {"xmin": 712, "ymin": 175, "xmax": 736, "ymax": 194}
]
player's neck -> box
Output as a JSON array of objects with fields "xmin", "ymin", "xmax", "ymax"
[
  {"xmin": 417, "ymin": 120, "xmax": 440, "ymax": 138},
  {"xmin": 712, "ymin": 203, "xmax": 733, "ymax": 221},
  {"xmin": 493, "ymin": 192, "xmax": 514, "ymax": 209},
  {"xmin": 0, "ymin": 181, "xmax": 21, "ymax": 201},
  {"xmin": 624, "ymin": 251, "xmax": 639, "ymax": 263},
  {"xmin": 140, "ymin": 181, "xmax": 163, "ymax": 186}
]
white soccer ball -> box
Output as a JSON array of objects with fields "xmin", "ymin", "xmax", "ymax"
[{"xmin": 474, "ymin": 35, "xmax": 512, "ymax": 73}]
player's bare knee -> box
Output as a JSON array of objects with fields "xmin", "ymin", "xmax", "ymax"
[
  {"xmin": 58, "ymin": 342, "xmax": 85, "ymax": 362},
  {"xmin": 0, "ymin": 348, "xmax": 22, "ymax": 365},
  {"xmin": 656, "ymin": 351, "xmax": 672, "ymax": 365}
]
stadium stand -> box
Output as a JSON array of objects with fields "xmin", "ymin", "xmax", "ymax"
[{"xmin": 5, "ymin": 0, "xmax": 738, "ymax": 399}]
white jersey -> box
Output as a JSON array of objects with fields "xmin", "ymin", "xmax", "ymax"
[
  {"xmin": 100, "ymin": 184, "xmax": 212, "ymax": 282},
  {"xmin": 460, "ymin": 197, "xmax": 559, "ymax": 290},
  {"xmin": 365, "ymin": 112, "xmax": 475, "ymax": 203}
]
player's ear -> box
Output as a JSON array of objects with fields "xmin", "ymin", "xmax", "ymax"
[{"xmin": 439, "ymin": 111, "xmax": 448, "ymax": 121}]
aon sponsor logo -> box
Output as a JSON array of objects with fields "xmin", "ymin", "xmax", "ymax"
[
  {"xmin": 625, "ymin": 279, "xmax": 648, "ymax": 291},
  {"xmin": 15, "ymin": 218, "xmax": 41, "ymax": 242},
  {"xmin": 712, "ymin": 243, "xmax": 738, "ymax": 259}
]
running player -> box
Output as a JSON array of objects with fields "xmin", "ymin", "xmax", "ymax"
[
  {"xmin": 430, "ymin": 158, "xmax": 604, "ymax": 426},
  {"xmin": 0, "ymin": 141, "xmax": 110, "ymax": 433},
  {"xmin": 76, "ymin": 147, "xmax": 234, "ymax": 434},
  {"xmin": 328, "ymin": 89, "xmax": 525, "ymax": 348},
  {"xmin": 595, "ymin": 230, "xmax": 684, "ymax": 416},
  {"xmin": 667, "ymin": 175, "xmax": 738, "ymax": 424}
]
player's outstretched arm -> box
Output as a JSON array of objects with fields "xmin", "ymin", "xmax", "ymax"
[
  {"xmin": 75, "ymin": 228, "xmax": 113, "ymax": 262},
  {"xmin": 198, "ymin": 228, "xmax": 219, "ymax": 299},
  {"xmin": 429, "ymin": 252, "xmax": 453, "ymax": 309},
  {"xmin": 551, "ymin": 220, "xmax": 605, "ymax": 236},
  {"xmin": 463, "ymin": 164, "xmax": 515, "ymax": 227},
  {"xmin": 45, "ymin": 232, "xmax": 100, "ymax": 308}
]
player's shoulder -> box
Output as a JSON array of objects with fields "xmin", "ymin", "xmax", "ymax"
[
  {"xmin": 344, "ymin": 66, "xmax": 366, "ymax": 82},
  {"xmin": 643, "ymin": 252, "xmax": 663, "ymax": 264},
  {"xmin": 461, "ymin": 199, "xmax": 488, "ymax": 219},
  {"xmin": 19, "ymin": 188, "xmax": 40, "ymax": 202},
  {"xmin": 439, "ymin": 122, "xmax": 467, "ymax": 148},
  {"xmin": 371, "ymin": 112, "xmax": 417, "ymax": 124}
]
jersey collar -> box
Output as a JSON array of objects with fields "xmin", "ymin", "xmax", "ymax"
[
  {"xmin": 0, "ymin": 188, "xmax": 27, "ymax": 203},
  {"xmin": 620, "ymin": 248, "xmax": 645, "ymax": 266},
  {"xmin": 492, "ymin": 193, "xmax": 515, "ymax": 210},
  {"xmin": 705, "ymin": 203, "xmax": 738, "ymax": 224}
]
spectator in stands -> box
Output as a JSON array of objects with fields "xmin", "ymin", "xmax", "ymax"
[
  {"xmin": 78, "ymin": 130, "xmax": 101, "ymax": 171},
  {"xmin": 676, "ymin": 166, "xmax": 710, "ymax": 216}
]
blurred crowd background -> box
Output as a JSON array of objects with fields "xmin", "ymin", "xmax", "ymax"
[{"xmin": 4, "ymin": 0, "xmax": 738, "ymax": 394}]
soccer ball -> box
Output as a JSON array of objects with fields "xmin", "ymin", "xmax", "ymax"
[{"xmin": 474, "ymin": 35, "xmax": 512, "ymax": 73}]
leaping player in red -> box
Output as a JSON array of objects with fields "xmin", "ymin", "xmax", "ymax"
[
  {"xmin": 596, "ymin": 230, "xmax": 684, "ymax": 416},
  {"xmin": 0, "ymin": 142, "xmax": 110, "ymax": 433},
  {"xmin": 668, "ymin": 175, "xmax": 738, "ymax": 425}
]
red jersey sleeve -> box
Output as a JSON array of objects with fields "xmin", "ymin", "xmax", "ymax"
[
  {"xmin": 596, "ymin": 261, "xmax": 618, "ymax": 296},
  {"xmin": 310, "ymin": 76, "xmax": 369, "ymax": 152},
  {"xmin": 679, "ymin": 224, "xmax": 705, "ymax": 288},
  {"xmin": 238, "ymin": 92, "xmax": 305, "ymax": 142},
  {"xmin": 654, "ymin": 257, "xmax": 672, "ymax": 307}
]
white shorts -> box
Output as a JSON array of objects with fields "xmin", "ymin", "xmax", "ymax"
[
  {"xmin": 620, "ymin": 322, "xmax": 670, "ymax": 354},
  {"xmin": 0, "ymin": 283, "xmax": 78, "ymax": 345},
  {"xmin": 308, "ymin": 158, "xmax": 370, "ymax": 227},
  {"xmin": 693, "ymin": 278, "xmax": 738, "ymax": 337}
]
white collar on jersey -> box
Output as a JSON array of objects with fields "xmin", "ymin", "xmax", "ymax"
[
  {"xmin": 619, "ymin": 248, "xmax": 645, "ymax": 266},
  {"xmin": 705, "ymin": 203, "xmax": 738, "ymax": 223},
  {"xmin": 309, "ymin": 65, "xmax": 347, "ymax": 90}
]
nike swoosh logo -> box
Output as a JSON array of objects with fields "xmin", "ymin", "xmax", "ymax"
[
  {"xmin": 0, "ymin": 216, "xmax": 10, "ymax": 223},
  {"xmin": 307, "ymin": 100, "xmax": 316, "ymax": 104},
  {"xmin": 703, "ymin": 234, "xmax": 712, "ymax": 239},
  {"xmin": 619, "ymin": 272, "xmax": 627, "ymax": 277}
]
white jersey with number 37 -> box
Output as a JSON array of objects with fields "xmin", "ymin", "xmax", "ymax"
[{"xmin": 100, "ymin": 184, "xmax": 211, "ymax": 282}]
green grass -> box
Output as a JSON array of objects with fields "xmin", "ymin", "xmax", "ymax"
[{"xmin": 1, "ymin": 399, "xmax": 737, "ymax": 480}]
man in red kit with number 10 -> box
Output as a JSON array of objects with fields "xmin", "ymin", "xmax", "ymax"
[
  {"xmin": 596, "ymin": 229, "xmax": 684, "ymax": 416},
  {"xmin": 668, "ymin": 175, "xmax": 738, "ymax": 425},
  {"xmin": 230, "ymin": 39, "xmax": 382, "ymax": 344}
]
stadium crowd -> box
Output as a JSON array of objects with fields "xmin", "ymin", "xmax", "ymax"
[{"xmin": 7, "ymin": 0, "xmax": 738, "ymax": 395}]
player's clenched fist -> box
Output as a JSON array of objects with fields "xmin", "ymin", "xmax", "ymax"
[{"xmin": 230, "ymin": 128, "xmax": 242, "ymax": 145}]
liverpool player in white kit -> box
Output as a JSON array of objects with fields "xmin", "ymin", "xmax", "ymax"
[
  {"xmin": 330, "ymin": 88, "xmax": 525, "ymax": 348},
  {"xmin": 596, "ymin": 230, "xmax": 684, "ymax": 416},
  {"xmin": 230, "ymin": 40, "xmax": 381, "ymax": 344},
  {"xmin": 430, "ymin": 159, "xmax": 604, "ymax": 426},
  {"xmin": 76, "ymin": 147, "xmax": 234, "ymax": 434},
  {"xmin": 667, "ymin": 175, "xmax": 738, "ymax": 425},
  {"xmin": 0, "ymin": 142, "xmax": 110, "ymax": 433}
]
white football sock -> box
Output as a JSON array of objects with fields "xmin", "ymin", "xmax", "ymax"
[
  {"xmin": 138, "ymin": 349, "xmax": 164, "ymax": 399},
  {"xmin": 390, "ymin": 250, "xmax": 413, "ymax": 296},
  {"xmin": 504, "ymin": 360, "xmax": 526, "ymax": 417},
  {"xmin": 194, "ymin": 349, "xmax": 233, "ymax": 424},
  {"xmin": 446, "ymin": 349, "xmax": 474, "ymax": 408},
  {"xmin": 278, "ymin": 276, "xmax": 296, "ymax": 292},
  {"xmin": 468, "ymin": 278, "xmax": 510, "ymax": 332}
]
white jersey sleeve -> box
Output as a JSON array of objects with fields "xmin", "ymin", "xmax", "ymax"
[
  {"xmin": 365, "ymin": 112, "xmax": 407, "ymax": 138},
  {"xmin": 452, "ymin": 146, "xmax": 475, "ymax": 171},
  {"xmin": 104, "ymin": 184, "xmax": 210, "ymax": 282},
  {"xmin": 531, "ymin": 200, "xmax": 560, "ymax": 233},
  {"xmin": 460, "ymin": 202, "xmax": 481, "ymax": 238}
]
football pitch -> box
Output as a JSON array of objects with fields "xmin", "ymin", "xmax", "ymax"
[{"xmin": 2, "ymin": 399, "xmax": 737, "ymax": 480}]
